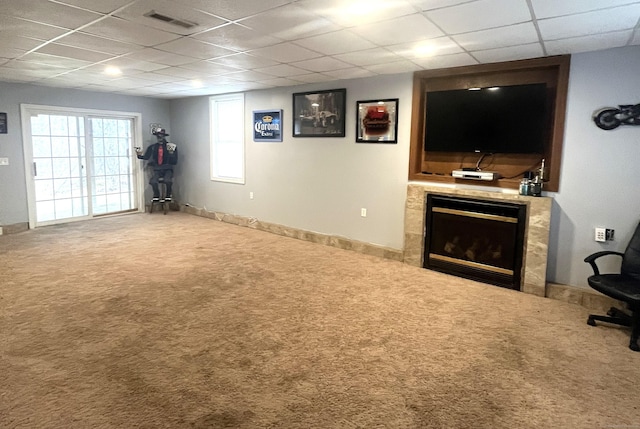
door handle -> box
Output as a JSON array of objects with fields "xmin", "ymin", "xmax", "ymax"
[{"xmin": 33, "ymin": 162, "xmax": 37, "ymax": 177}]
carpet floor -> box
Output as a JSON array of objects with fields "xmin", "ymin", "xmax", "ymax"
[{"xmin": 1, "ymin": 212, "xmax": 638, "ymax": 428}]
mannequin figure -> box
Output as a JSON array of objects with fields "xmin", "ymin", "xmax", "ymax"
[{"xmin": 136, "ymin": 127, "xmax": 178, "ymax": 202}]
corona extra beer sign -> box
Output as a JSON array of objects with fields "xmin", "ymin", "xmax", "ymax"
[{"xmin": 253, "ymin": 110, "xmax": 282, "ymax": 142}]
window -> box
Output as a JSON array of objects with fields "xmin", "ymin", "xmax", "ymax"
[{"xmin": 210, "ymin": 94, "xmax": 245, "ymax": 184}]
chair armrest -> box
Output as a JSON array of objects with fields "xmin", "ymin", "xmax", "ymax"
[{"xmin": 584, "ymin": 251, "xmax": 625, "ymax": 275}]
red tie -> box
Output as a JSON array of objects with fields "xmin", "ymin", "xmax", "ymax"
[{"xmin": 158, "ymin": 145, "xmax": 164, "ymax": 165}]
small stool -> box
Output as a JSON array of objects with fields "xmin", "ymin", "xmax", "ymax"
[{"xmin": 149, "ymin": 179, "xmax": 168, "ymax": 215}]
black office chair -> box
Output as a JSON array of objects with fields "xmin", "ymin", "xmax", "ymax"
[{"xmin": 584, "ymin": 221, "xmax": 640, "ymax": 351}]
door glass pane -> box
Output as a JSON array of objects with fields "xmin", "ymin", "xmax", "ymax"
[
  {"xmin": 32, "ymin": 137, "xmax": 51, "ymax": 158},
  {"xmin": 35, "ymin": 159, "xmax": 53, "ymax": 179},
  {"xmin": 89, "ymin": 117, "xmax": 136, "ymax": 215}
]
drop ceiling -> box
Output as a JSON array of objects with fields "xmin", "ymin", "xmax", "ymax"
[{"xmin": 0, "ymin": 0, "xmax": 638, "ymax": 99}]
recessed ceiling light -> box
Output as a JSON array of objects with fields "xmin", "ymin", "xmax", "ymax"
[
  {"xmin": 104, "ymin": 66, "xmax": 122, "ymax": 76},
  {"xmin": 413, "ymin": 43, "xmax": 437, "ymax": 58},
  {"xmin": 191, "ymin": 79, "xmax": 203, "ymax": 88},
  {"xmin": 487, "ymin": 86, "xmax": 500, "ymax": 91},
  {"xmin": 468, "ymin": 87, "xmax": 481, "ymax": 91}
]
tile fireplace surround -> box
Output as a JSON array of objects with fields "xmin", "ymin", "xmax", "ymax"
[{"xmin": 404, "ymin": 184, "xmax": 552, "ymax": 296}]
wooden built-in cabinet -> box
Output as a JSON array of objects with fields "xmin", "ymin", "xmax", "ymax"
[{"xmin": 409, "ymin": 55, "xmax": 570, "ymax": 192}]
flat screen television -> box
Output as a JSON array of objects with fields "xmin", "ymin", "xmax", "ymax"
[{"xmin": 424, "ymin": 83, "xmax": 548, "ymax": 154}]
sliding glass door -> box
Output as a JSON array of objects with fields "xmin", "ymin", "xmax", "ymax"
[{"xmin": 22, "ymin": 105, "xmax": 143, "ymax": 227}]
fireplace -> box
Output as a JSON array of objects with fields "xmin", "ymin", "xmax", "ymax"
[
  {"xmin": 404, "ymin": 184, "xmax": 552, "ymax": 297},
  {"xmin": 424, "ymin": 195, "xmax": 527, "ymax": 290}
]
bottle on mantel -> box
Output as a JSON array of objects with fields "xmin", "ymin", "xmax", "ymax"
[
  {"xmin": 530, "ymin": 159, "xmax": 545, "ymax": 197},
  {"xmin": 519, "ymin": 171, "xmax": 534, "ymax": 196}
]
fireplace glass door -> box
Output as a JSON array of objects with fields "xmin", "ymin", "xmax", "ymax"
[{"xmin": 424, "ymin": 195, "xmax": 527, "ymax": 290}]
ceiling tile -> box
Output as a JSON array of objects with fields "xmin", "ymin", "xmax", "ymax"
[
  {"xmin": 208, "ymin": 53, "xmax": 280, "ymax": 70},
  {"xmin": 0, "ymin": 15, "xmax": 69, "ymax": 40},
  {"xmin": 288, "ymin": 73, "xmax": 335, "ymax": 83},
  {"xmin": 0, "ymin": 67, "xmax": 45, "ymax": 82},
  {"xmin": 471, "ymin": 43, "xmax": 544, "ymax": 63},
  {"xmin": 386, "ymin": 37, "xmax": 463, "ymax": 60},
  {"xmin": 290, "ymin": 56, "xmax": 353, "ymax": 72},
  {"xmin": 351, "ymin": 13, "xmax": 444, "ymax": 45},
  {"xmin": 55, "ymin": 0, "xmax": 134, "ymax": 14},
  {"xmin": 193, "ymin": 23, "xmax": 284, "ymax": 51},
  {"xmin": 225, "ymin": 70, "xmax": 275, "ymax": 82},
  {"xmin": 0, "ymin": 35, "xmax": 45, "ymax": 52},
  {"xmin": 294, "ymin": 30, "xmax": 376, "ymax": 55},
  {"xmin": 545, "ymin": 31, "xmax": 633, "ymax": 55},
  {"xmin": 426, "ymin": 0, "xmax": 532, "ymax": 34},
  {"xmin": 538, "ymin": 5, "xmax": 640, "ymax": 40},
  {"xmin": 2, "ymin": 58, "xmax": 64, "ymax": 71},
  {"xmin": 147, "ymin": 81, "xmax": 196, "ymax": 91},
  {"xmin": 0, "ymin": 47, "xmax": 29, "ymax": 60},
  {"xmin": 114, "ymin": 0, "xmax": 229, "ymax": 36},
  {"xmin": 82, "ymin": 58, "xmax": 165, "ymax": 75},
  {"xmin": 363, "ymin": 60, "xmax": 423, "ymax": 74},
  {"xmin": 333, "ymin": 48, "xmax": 403, "ymax": 67},
  {"xmin": 124, "ymin": 48, "xmax": 199, "ymax": 66},
  {"xmin": 154, "ymin": 38, "xmax": 238, "ymax": 60},
  {"xmin": 56, "ymin": 32, "xmax": 144, "ymax": 55},
  {"xmin": 530, "ymin": 0, "xmax": 640, "ymax": 19},
  {"xmin": 254, "ymin": 63, "xmax": 311, "ymax": 77},
  {"xmin": 38, "ymin": 77, "xmax": 89, "ymax": 88},
  {"xmin": 415, "ymin": 0, "xmax": 475, "ymax": 11},
  {"xmin": 81, "ymin": 16, "xmax": 182, "ymax": 46},
  {"xmin": 411, "ymin": 52, "xmax": 478, "ymax": 69},
  {"xmin": 134, "ymin": 72, "xmax": 185, "ymax": 83},
  {"xmin": 106, "ymin": 76, "xmax": 162, "ymax": 89},
  {"xmin": 322, "ymin": 67, "xmax": 377, "ymax": 79},
  {"xmin": 35, "ymin": 43, "xmax": 115, "ymax": 63},
  {"xmin": 42, "ymin": 70, "xmax": 117, "ymax": 85},
  {"xmin": 152, "ymin": 66, "xmax": 204, "ymax": 79},
  {"xmin": 172, "ymin": 0, "xmax": 295, "ymax": 21},
  {"xmin": 18, "ymin": 52, "xmax": 91, "ymax": 69},
  {"xmin": 453, "ymin": 23, "xmax": 540, "ymax": 51},
  {"xmin": 258, "ymin": 77, "xmax": 304, "ymax": 87},
  {"xmin": 1, "ymin": 0, "xmax": 102, "ymax": 29},
  {"xmin": 179, "ymin": 60, "xmax": 244, "ymax": 75},
  {"xmin": 298, "ymin": 0, "xmax": 417, "ymax": 27},
  {"xmin": 250, "ymin": 42, "xmax": 322, "ymax": 63},
  {"xmin": 240, "ymin": 3, "xmax": 339, "ymax": 41}
]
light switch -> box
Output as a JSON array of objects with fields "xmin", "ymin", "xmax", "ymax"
[{"xmin": 0, "ymin": 157, "xmax": 9, "ymax": 166}]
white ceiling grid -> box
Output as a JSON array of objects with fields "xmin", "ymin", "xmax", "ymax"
[{"xmin": 0, "ymin": 0, "xmax": 637, "ymax": 99}]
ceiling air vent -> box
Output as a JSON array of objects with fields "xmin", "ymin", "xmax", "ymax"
[{"xmin": 144, "ymin": 10, "xmax": 197, "ymax": 29}]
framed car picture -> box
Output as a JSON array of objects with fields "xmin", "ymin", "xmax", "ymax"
[
  {"xmin": 292, "ymin": 88, "xmax": 346, "ymax": 137},
  {"xmin": 356, "ymin": 99, "xmax": 398, "ymax": 143}
]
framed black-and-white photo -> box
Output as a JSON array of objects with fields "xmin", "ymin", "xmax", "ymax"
[
  {"xmin": 356, "ymin": 99, "xmax": 398, "ymax": 143},
  {"xmin": 0, "ymin": 112, "xmax": 7, "ymax": 134},
  {"xmin": 293, "ymin": 88, "xmax": 346, "ymax": 137}
]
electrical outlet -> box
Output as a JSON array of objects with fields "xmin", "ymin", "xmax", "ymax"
[
  {"xmin": 0, "ymin": 157, "xmax": 8, "ymax": 166},
  {"xmin": 361, "ymin": 208, "xmax": 367, "ymax": 217},
  {"xmin": 595, "ymin": 227, "xmax": 606, "ymax": 242}
]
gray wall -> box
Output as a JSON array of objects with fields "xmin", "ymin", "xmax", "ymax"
[
  {"xmin": 170, "ymin": 45, "xmax": 640, "ymax": 290},
  {"xmin": 171, "ymin": 73, "xmax": 414, "ymax": 249},
  {"xmin": 546, "ymin": 45, "xmax": 640, "ymax": 287},
  {"xmin": 0, "ymin": 82, "xmax": 171, "ymax": 226}
]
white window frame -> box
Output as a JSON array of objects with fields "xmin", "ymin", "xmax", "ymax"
[{"xmin": 210, "ymin": 93, "xmax": 245, "ymax": 184}]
